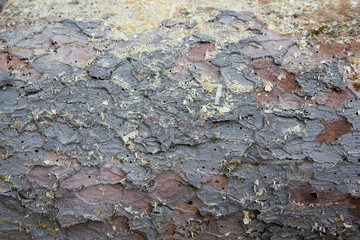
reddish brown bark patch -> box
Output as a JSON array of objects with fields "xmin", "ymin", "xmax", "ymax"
[
  {"xmin": 78, "ymin": 184, "xmax": 124, "ymax": 203},
  {"xmin": 317, "ymin": 41, "xmax": 360, "ymax": 60},
  {"xmin": 168, "ymin": 55, "xmax": 220, "ymax": 81},
  {"xmin": 251, "ymin": 58, "xmax": 301, "ymax": 107},
  {"xmin": 0, "ymin": 51, "xmax": 40, "ymax": 82},
  {"xmin": 62, "ymin": 168, "xmax": 100, "ymax": 189},
  {"xmin": 28, "ymin": 164, "xmax": 76, "ymax": 188},
  {"xmin": 316, "ymin": 117, "xmax": 352, "ymax": 145},
  {"xmin": 67, "ymin": 222, "xmax": 100, "ymax": 238},
  {"xmin": 100, "ymin": 165, "xmax": 125, "ymax": 184},
  {"xmin": 102, "ymin": 217, "xmax": 144, "ymax": 239},
  {"xmin": 28, "ymin": 151, "xmax": 81, "ymax": 187},
  {"xmin": 289, "ymin": 184, "xmax": 348, "ymax": 205},
  {"xmin": 43, "ymin": 151, "xmax": 79, "ymax": 166},
  {"xmin": 251, "ymin": 58, "xmax": 298, "ymax": 94},
  {"xmin": 77, "ymin": 184, "xmax": 151, "ymax": 213},
  {"xmin": 290, "ymin": 184, "xmax": 360, "ymax": 217},
  {"xmin": 174, "ymin": 197, "xmax": 203, "ymax": 214},
  {"xmin": 167, "ymin": 42, "xmax": 220, "ymax": 83},
  {"xmin": 187, "ymin": 42, "xmax": 215, "ymax": 61},
  {"xmin": 149, "ymin": 171, "xmax": 196, "ymax": 206},
  {"xmin": 349, "ymin": 198, "xmax": 360, "ymax": 218},
  {"xmin": 66, "ymin": 217, "xmax": 144, "ymax": 239},
  {"xmin": 217, "ymin": 211, "xmax": 246, "ymax": 235},
  {"xmin": 27, "ymin": 166, "xmax": 58, "ymax": 188},
  {"xmin": 254, "ymin": 88, "xmax": 302, "ymax": 109},
  {"xmin": 119, "ymin": 189, "xmax": 152, "ymax": 213},
  {"xmin": 158, "ymin": 224, "xmax": 177, "ymax": 238},
  {"xmin": 203, "ymin": 174, "xmax": 228, "ymax": 191},
  {"xmin": 56, "ymin": 45, "xmax": 96, "ymax": 68},
  {"xmin": 56, "ymin": 193, "xmax": 114, "ymax": 224},
  {"xmin": 320, "ymin": 88, "xmax": 356, "ymax": 109}
]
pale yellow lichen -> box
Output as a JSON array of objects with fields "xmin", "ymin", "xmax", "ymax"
[
  {"xmin": 243, "ymin": 210, "xmax": 251, "ymax": 224},
  {"xmin": 218, "ymin": 105, "xmax": 231, "ymax": 114},
  {"xmin": 277, "ymin": 73, "xmax": 286, "ymax": 80},
  {"xmin": 228, "ymin": 81, "xmax": 253, "ymax": 94},
  {"xmin": 46, "ymin": 191, "xmax": 55, "ymax": 199},
  {"xmin": 264, "ymin": 80, "xmax": 273, "ymax": 92},
  {"xmin": 196, "ymin": 76, "xmax": 219, "ymax": 94},
  {"xmin": 283, "ymin": 124, "xmax": 302, "ymax": 140}
]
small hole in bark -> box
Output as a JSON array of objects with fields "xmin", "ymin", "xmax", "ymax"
[
  {"xmin": 222, "ymin": 187, "xmax": 224, "ymax": 190},
  {"xmin": 310, "ymin": 192, "xmax": 317, "ymax": 200},
  {"xmin": 202, "ymin": 166, "xmax": 205, "ymax": 169},
  {"xmin": 334, "ymin": 172, "xmax": 337, "ymax": 175},
  {"xmin": 220, "ymin": 225, "xmax": 223, "ymax": 228},
  {"xmin": 240, "ymin": 127, "xmax": 242, "ymax": 129},
  {"xmin": 188, "ymin": 201, "xmax": 193, "ymax": 205},
  {"xmin": 21, "ymin": 141, "xmax": 24, "ymax": 143},
  {"xmin": 264, "ymin": 176, "xmax": 267, "ymax": 178},
  {"xmin": 88, "ymin": 176, "xmax": 91, "ymax": 178},
  {"xmin": 214, "ymin": 148, "xmax": 216, "ymax": 151},
  {"xmin": 35, "ymin": 150, "xmax": 38, "ymax": 153}
]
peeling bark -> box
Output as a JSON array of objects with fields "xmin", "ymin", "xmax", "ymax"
[{"xmin": 0, "ymin": 8, "xmax": 359, "ymax": 240}]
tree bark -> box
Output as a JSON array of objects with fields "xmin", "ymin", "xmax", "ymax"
[{"xmin": 0, "ymin": 7, "xmax": 359, "ymax": 240}]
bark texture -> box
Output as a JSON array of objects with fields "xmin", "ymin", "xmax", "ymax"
[{"xmin": 0, "ymin": 8, "xmax": 359, "ymax": 240}]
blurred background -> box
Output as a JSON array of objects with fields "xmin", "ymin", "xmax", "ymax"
[{"xmin": 0, "ymin": 0, "xmax": 359, "ymax": 39}]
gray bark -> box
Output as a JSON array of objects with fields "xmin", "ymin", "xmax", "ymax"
[{"xmin": 0, "ymin": 9, "xmax": 359, "ymax": 240}]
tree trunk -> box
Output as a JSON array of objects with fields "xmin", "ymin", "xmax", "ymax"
[{"xmin": 0, "ymin": 4, "xmax": 359, "ymax": 240}]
